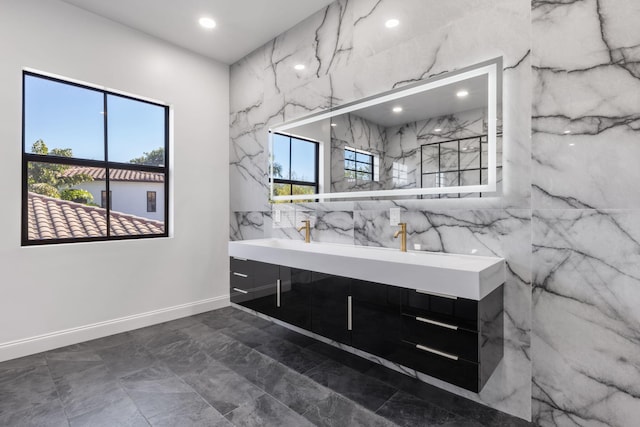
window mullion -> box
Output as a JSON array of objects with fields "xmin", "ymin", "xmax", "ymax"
[{"xmin": 104, "ymin": 93, "xmax": 111, "ymax": 238}]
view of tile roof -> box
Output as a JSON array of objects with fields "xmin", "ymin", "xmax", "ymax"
[
  {"xmin": 61, "ymin": 166, "xmax": 164, "ymax": 182},
  {"xmin": 27, "ymin": 192, "xmax": 164, "ymax": 240}
]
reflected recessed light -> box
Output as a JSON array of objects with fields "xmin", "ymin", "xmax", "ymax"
[
  {"xmin": 563, "ymin": 129, "xmax": 571, "ymax": 134},
  {"xmin": 330, "ymin": 123, "xmax": 337, "ymax": 127},
  {"xmin": 434, "ymin": 128, "xmax": 442, "ymax": 132},
  {"xmin": 198, "ymin": 17, "xmax": 216, "ymax": 29},
  {"xmin": 294, "ymin": 64, "xmax": 306, "ymax": 70},
  {"xmin": 456, "ymin": 90, "xmax": 469, "ymax": 98},
  {"xmin": 385, "ymin": 19, "xmax": 400, "ymax": 28},
  {"xmin": 392, "ymin": 106, "xmax": 403, "ymax": 113}
]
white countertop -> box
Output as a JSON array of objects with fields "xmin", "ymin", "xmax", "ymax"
[{"xmin": 228, "ymin": 238, "xmax": 505, "ymax": 300}]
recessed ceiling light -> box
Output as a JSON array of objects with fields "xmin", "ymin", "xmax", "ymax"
[
  {"xmin": 385, "ymin": 19, "xmax": 400, "ymax": 28},
  {"xmin": 434, "ymin": 128, "xmax": 442, "ymax": 132},
  {"xmin": 330, "ymin": 123, "xmax": 337, "ymax": 127},
  {"xmin": 198, "ymin": 17, "xmax": 216, "ymax": 29},
  {"xmin": 294, "ymin": 64, "xmax": 306, "ymax": 70},
  {"xmin": 569, "ymin": 143, "xmax": 575, "ymax": 146},
  {"xmin": 456, "ymin": 90, "xmax": 469, "ymax": 98},
  {"xmin": 563, "ymin": 129, "xmax": 571, "ymax": 134},
  {"xmin": 392, "ymin": 106, "xmax": 403, "ymax": 113}
]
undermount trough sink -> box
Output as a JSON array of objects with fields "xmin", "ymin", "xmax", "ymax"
[{"xmin": 228, "ymin": 238, "xmax": 504, "ymax": 300}]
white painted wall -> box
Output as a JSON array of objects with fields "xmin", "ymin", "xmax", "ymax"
[
  {"xmin": 79, "ymin": 181, "xmax": 165, "ymax": 222},
  {"xmin": 0, "ymin": 0, "xmax": 230, "ymax": 360}
]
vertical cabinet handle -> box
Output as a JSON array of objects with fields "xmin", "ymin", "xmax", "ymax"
[
  {"xmin": 347, "ymin": 296, "xmax": 352, "ymax": 331},
  {"xmin": 276, "ymin": 279, "xmax": 281, "ymax": 307}
]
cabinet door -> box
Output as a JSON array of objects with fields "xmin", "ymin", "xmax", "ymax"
[
  {"xmin": 311, "ymin": 272, "xmax": 351, "ymax": 344},
  {"xmin": 351, "ymin": 279, "xmax": 402, "ymax": 360},
  {"xmin": 230, "ymin": 259, "xmax": 278, "ymax": 316},
  {"xmin": 272, "ymin": 267, "xmax": 312, "ymax": 329}
]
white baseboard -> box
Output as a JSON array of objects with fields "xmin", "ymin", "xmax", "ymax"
[{"xmin": 0, "ymin": 295, "xmax": 230, "ymax": 363}]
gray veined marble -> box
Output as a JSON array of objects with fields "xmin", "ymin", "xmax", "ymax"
[
  {"xmin": 532, "ymin": 0, "xmax": 640, "ymax": 210},
  {"xmin": 532, "ymin": 210, "xmax": 640, "ymax": 427}
]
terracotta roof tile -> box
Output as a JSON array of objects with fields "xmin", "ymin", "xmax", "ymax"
[
  {"xmin": 61, "ymin": 166, "xmax": 164, "ymax": 183},
  {"xmin": 27, "ymin": 192, "xmax": 164, "ymax": 240}
]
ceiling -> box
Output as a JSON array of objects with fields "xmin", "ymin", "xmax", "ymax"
[
  {"xmin": 59, "ymin": 0, "xmax": 335, "ymax": 64},
  {"xmin": 353, "ymin": 74, "xmax": 489, "ymax": 128}
]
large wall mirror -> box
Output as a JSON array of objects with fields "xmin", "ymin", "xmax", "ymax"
[{"xmin": 269, "ymin": 57, "xmax": 502, "ymax": 201}]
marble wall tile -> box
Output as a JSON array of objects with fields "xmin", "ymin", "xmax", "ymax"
[
  {"xmin": 532, "ymin": 209, "xmax": 640, "ymax": 427},
  {"xmin": 230, "ymin": 212, "xmax": 265, "ymax": 241},
  {"xmin": 532, "ymin": 0, "xmax": 640, "ymax": 210}
]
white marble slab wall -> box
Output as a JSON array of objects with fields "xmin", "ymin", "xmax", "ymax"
[
  {"xmin": 229, "ymin": 0, "xmax": 532, "ymax": 420},
  {"xmin": 531, "ymin": 0, "xmax": 640, "ymax": 426}
]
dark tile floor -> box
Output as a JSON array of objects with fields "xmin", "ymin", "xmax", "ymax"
[{"xmin": 0, "ymin": 307, "xmax": 532, "ymax": 426}]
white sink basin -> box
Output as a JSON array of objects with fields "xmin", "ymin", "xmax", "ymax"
[{"xmin": 228, "ymin": 238, "xmax": 505, "ymax": 300}]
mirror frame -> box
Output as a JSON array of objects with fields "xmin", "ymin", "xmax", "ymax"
[{"xmin": 269, "ymin": 57, "xmax": 502, "ymax": 201}]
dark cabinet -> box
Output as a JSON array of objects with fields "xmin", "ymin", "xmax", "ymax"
[
  {"xmin": 310, "ymin": 272, "xmax": 351, "ymax": 344},
  {"xmin": 351, "ymin": 279, "xmax": 402, "ymax": 360},
  {"xmin": 230, "ymin": 258, "xmax": 279, "ymax": 316},
  {"xmin": 272, "ymin": 267, "xmax": 312, "ymax": 329},
  {"xmin": 229, "ymin": 256, "xmax": 504, "ymax": 393}
]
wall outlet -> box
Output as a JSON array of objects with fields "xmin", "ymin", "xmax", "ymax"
[
  {"xmin": 274, "ymin": 208, "xmax": 281, "ymax": 223},
  {"xmin": 390, "ymin": 208, "xmax": 401, "ymax": 226}
]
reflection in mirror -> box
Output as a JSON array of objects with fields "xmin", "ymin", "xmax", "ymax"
[{"xmin": 270, "ymin": 57, "xmax": 502, "ymax": 201}]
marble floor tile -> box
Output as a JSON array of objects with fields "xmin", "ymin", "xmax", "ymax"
[
  {"xmin": 220, "ymin": 322, "xmax": 277, "ymax": 348},
  {"xmin": 265, "ymin": 368, "xmax": 333, "ymax": 415},
  {"xmin": 0, "ymin": 306, "xmax": 531, "ymax": 426},
  {"xmin": 255, "ymin": 337, "xmax": 326, "ymax": 374},
  {"xmin": 67, "ymin": 396, "xmax": 148, "ymax": 427},
  {"xmin": 0, "ymin": 365, "xmax": 59, "ymax": 412},
  {"xmin": 306, "ymin": 341, "xmax": 375, "ymax": 373},
  {"xmin": 302, "ymin": 392, "xmax": 397, "ymax": 427},
  {"xmin": 376, "ymin": 390, "xmax": 480, "ymax": 427},
  {"xmin": 365, "ymin": 364, "xmax": 532, "ymax": 427},
  {"xmin": 0, "ymin": 398, "xmax": 69, "ymax": 427},
  {"xmin": 262, "ymin": 323, "xmax": 318, "ymax": 348},
  {"xmin": 224, "ymin": 393, "xmax": 315, "ymax": 427},
  {"xmin": 305, "ymin": 360, "xmax": 397, "ymax": 412},
  {"xmin": 96, "ymin": 341, "xmax": 157, "ymax": 379},
  {"xmin": 179, "ymin": 359, "xmax": 265, "ymax": 416}
]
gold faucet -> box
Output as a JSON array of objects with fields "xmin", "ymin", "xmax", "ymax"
[
  {"xmin": 297, "ymin": 220, "xmax": 311, "ymax": 243},
  {"xmin": 394, "ymin": 223, "xmax": 407, "ymax": 252}
]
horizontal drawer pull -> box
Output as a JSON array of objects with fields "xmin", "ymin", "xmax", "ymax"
[
  {"xmin": 415, "ymin": 289, "xmax": 457, "ymax": 300},
  {"xmin": 232, "ymin": 272, "xmax": 248, "ymax": 278},
  {"xmin": 415, "ymin": 316, "xmax": 458, "ymax": 330},
  {"xmin": 232, "ymin": 287, "xmax": 249, "ymax": 294},
  {"xmin": 232, "ymin": 257, "xmax": 248, "ymax": 261},
  {"xmin": 416, "ymin": 344, "xmax": 459, "ymax": 361}
]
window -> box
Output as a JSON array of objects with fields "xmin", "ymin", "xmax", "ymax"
[
  {"xmin": 22, "ymin": 72, "xmax": 169, "ymax": 245},
  {"xmin": 271, "ymin": 132, "xmax": 318, "ymax": 202},
  {"xmin": 420, "ymin": 135, "xmax": 502, "ymax": 198},
  {"xmin": 147, "ymin": 191, "xmax": 157, "ymax": 212},
  {"xmin": 344, "ymin": 147, "xmax": 376, "ymax": 183}
]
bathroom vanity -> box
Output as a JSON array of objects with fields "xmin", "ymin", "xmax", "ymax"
[{"xmin": 228, "ymin": 238, "xmax": 505, "ymax": 393}]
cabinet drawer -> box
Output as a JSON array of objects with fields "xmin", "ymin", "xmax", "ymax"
[
  {"xmin": 401, "ymin": 314, "xmax": 478, "ymax": 363},
  {"xmin": 230, "ymin": 257, "xmax": 251, "ymax": 275},
  {"xmin": 402, "ymin": 289, "xmax": 478, "ymax": 331},
  {"xmin": 230, "ymin": 271, "xmax": 253, "ymax": 293},
  {"xmin": 395, "ymin": 340, "xmax": 479, "ymax": 392}
]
